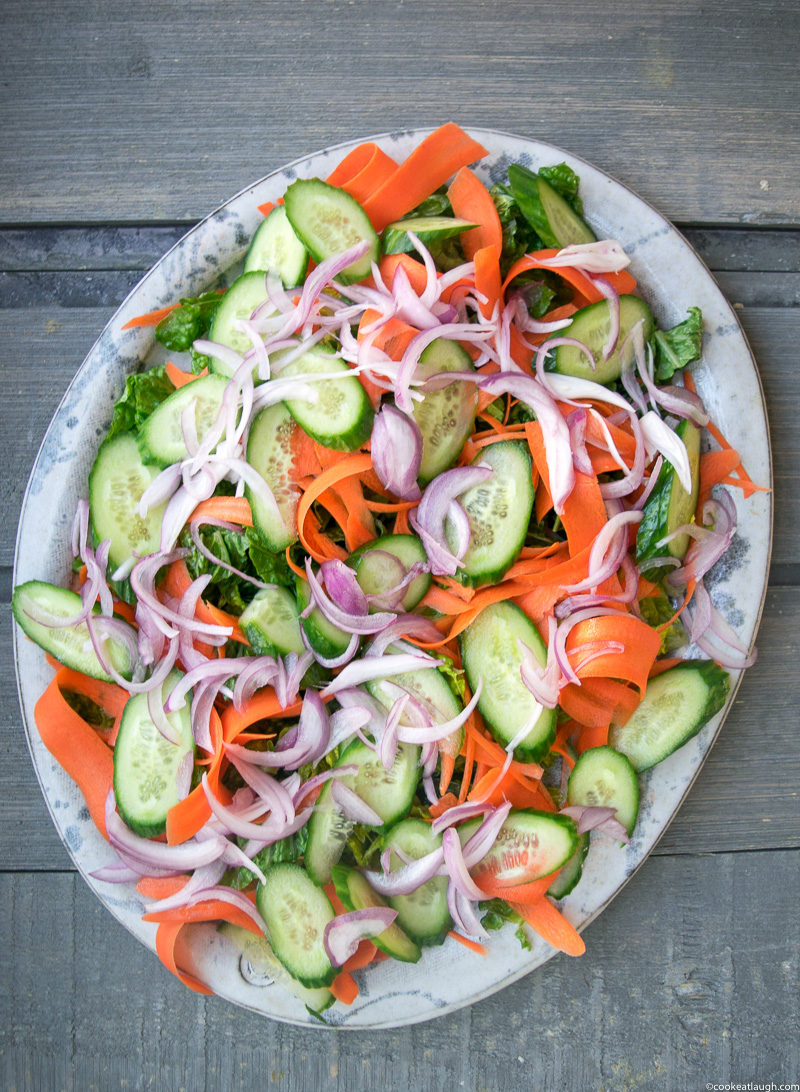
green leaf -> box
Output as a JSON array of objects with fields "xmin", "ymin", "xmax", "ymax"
[
  {"xmin": 154, "ymin": 292, "xmax": 223, "ymax": 352},
  {"xmin": 437, "ymin": 652, "xmax": 466, "ymax": 702},
  {"xmin": 106, "ymin": 366, "xmax": 176, "ymax": 441},
  {"xmin": 639, "ymin": 587, "xmax": 689, "ymax": 654},
  {"xmin": 479, "ymin": 899, "xmax": 531, "ymax": 950},
  {"xmin": 490, "ymin": 184, "xmax": 544, "ymax": 277},
  {"xmin": 246, "ymin": 528, "xmax": 294, "ymax": 589},
  {"xmin": 653, "ymin": 307, "xmax": 704, "ymax": 381}
]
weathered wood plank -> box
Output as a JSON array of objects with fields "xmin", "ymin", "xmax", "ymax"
[
  {"xmin": 0, "ymin": 0, "xmax": 798, "ymax": 226},
  {"xmin": 1, "ymin": 853, "xmax": 797, "ymax": 1090},
  {"xmin": 2, "ymin": 587, "xmax": 796, "ymax": 870},
  {"xmin": 2, "ymin": 226, "xmax": 798, "ymax": 275}
]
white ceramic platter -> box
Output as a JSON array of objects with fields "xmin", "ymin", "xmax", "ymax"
[{"xmin": 13, "ymin": 127, "xmax": 772, "ymax": 1029}]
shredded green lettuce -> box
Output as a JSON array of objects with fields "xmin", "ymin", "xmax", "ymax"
[
  {"xmin": 154, "ymin": 291, "xmax": 223, "ymax": 352},
  {"xmin": 106, "ymin": 365, "xmax": 176, "ymax": 441},
  {"xmin": 639, "ymin": 587, "xmax": 689, "ymax": 654},
  {"xmin": 479, "ymin": 899, "xmax": 532, "ymax": 951},
  {"xmin": 653, "ymin": 307, "xmax": 704, "ymax": 381}
]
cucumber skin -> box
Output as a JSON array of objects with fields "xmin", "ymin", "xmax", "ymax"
[
  {"xmin": 256, "ymin": 863, "xmax": 337, "ymax": 988},
  {"xmin": 547, "ymin": 832, "xmax": 590, "ymax": 900},
  {"xmin": 331, "ymin": 864, "xmax": 422, "ymax": 964},
  {"xmin": 283, "ymin": 178, "xmax": 379, "ymax": 286},
  {"xmin": 609, "ymin": 660, "xmax": 730, "ymax": 772},
  {"xmin": 636, "ymin": 419, "xmax": 701, "ymax": 572},
  {"xmin": 382, "ymin": 818, "xmax": 451, "ymax": 947},
  {"xmin": 507, "ymin": 163, "xmax": 595, "ymax": 248}
]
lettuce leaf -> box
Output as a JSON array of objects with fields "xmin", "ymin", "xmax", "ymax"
[
  {"xmin": 154, "ymin": 291, "xmax": 222, "ymax": 352},
  {"xmin": 538, "ymin": 162, "xmax": 584, "ymax": 216},
  {"xmin": 106, "ymin": 366, "xmax": 176, "ymax": 442},
  {"xmin": 653, "ymin": 307, "xmax": 703, "ymax": 381}
]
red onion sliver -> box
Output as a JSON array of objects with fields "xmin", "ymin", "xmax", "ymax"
[
  {"xmin": 330, "ymin": 780, "xmax": 383, "ymax": 826},
  {"xmin": 323, "ymin": 908, "xmax": 398, "ymax": 967}
]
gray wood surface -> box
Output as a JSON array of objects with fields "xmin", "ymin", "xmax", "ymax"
[
  {"xmin": 1, "ymin": 0, "xmax": 799, "ymax": 226},
  {"xmin": 2, "ymin": 3, "xmax": 799, "ymax": 1088}
]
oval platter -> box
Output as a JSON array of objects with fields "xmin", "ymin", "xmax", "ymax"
[{"xmin": 13, "ymin": 126, "xmax": 772, "ymax": 1029}]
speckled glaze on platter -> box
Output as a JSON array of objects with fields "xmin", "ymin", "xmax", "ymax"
[{"xmin": 13, "ymin": 127, "xmax": 772, "ymax": 1029}]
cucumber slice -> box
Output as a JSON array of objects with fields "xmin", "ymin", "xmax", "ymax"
[
  {"xmin": 461, "ymin": 809, "xmax": 580, "ymax": 887},
  {"xmin": 12, "ymin": 581, "xmax": 136, "ymax": 682},
  {"xmin": 137, "ymin": 373, "xmax": 229, "ymax": 468},
  {"xmin": 240, "ymin": 586, "xmax": 305, "ymax": 657},
  {"xmin": 279, "ymin": 347, "xmax": 373, "ymax": 452},
  {"xmin": 411, "ymin": 339, "xmax": 477, "ymax": 484},
  {"xmin": 207, "ymin": 270, "xmax": 272, "ymax": 368},
  {"xmin": 636, "ymin": 418, "xmax": 701, "ymax": 569},
  {"xmin": 89, "ymin": 431, "xmax": 167, "ymax": 572},
  {"xmin": 347, "ymin": 533, "xmax": 431, "ymax": 611},
  {"xmin": 547, "ymin": 832, "xmax": 590, "ymax": 900},
  {"xmin": 304, "ymin": 738, "xmax": 421, "ymax": 885},
  {"xmin": 244, "ymin": 206, "xmax": 308, "ymax": 286},
  {"xmin": 113, "ymin": 670, "xmax": 195, "ymax": 838},
  {"xmin": 552, "ymin": 296, "xmax": 655, "ymax": 384},
  {"xmin": 295, "ymin": 576, "xmax": 352, "ymax": 661},
  {"xmin": 608, "ymin": 660, "xmax": 730, "ymax": 772},
  {"xmin": 217, "ymin": 922, "xmax": 334, "ymax": 1012},
  {"xmin": 245, "ymin": 402, "xmax": 300, "ymax": 553},
  {"xmin": 331, "ymin": 864, "xmax": 422, "ymax": 963},
  {"xmin": 508, "ymin": 163, "xmax": 596, "ymax": 248},
  {"xmin": 447, "ymin": 441, "xmax": 534, "ymax": 587},
  {"xmin": 283, "ymin": 178, "xmax": 379, "ymax": 285},
  {"xmin": 567, "ymin": 745, "xmax": 639, "ymax": 836},
  {"xmin": 366, "ymin": 654, "xmax": 464, "ymax": 760},
  {"xmin": 382, "ymin": 818, "xmax": 451, "ymax": 946},
  {"xmin": 460, "ymin": 601, "xmax": 556, "ymax": 762},
  {"xmin": 255, "ymin": 863, "xmax": 336, "ymax": 988},
  {"xmin": 382, "ymin": 216, "xmax": 478, "ymax": 256}
]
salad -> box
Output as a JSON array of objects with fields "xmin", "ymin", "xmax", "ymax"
[{"xmin": 12, "ymin": 122, "xmax": 764, "ymax": 1016}]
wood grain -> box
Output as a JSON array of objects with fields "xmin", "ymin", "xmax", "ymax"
[
  {"xmin": 1, "ymin": 855, "xmax": 797, "ymax": 1090},
  {"xmin": 0, "ymin": 0, "xmax": 798, "ymax": 226}
]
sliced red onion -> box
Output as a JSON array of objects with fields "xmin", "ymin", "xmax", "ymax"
[
  {"xmin": 431, "ymin": 800, "xmax": 492, "ymax": 834},
  {"xmin": 304, "ymin": 558, "xmax": 396, "ymax": 635},
  {"xmin": 193, "ymin": 339, "xmax": 246, "ymax": 376},
  {"xmin": 147, "ymin": 681, "xmax": 181, "ymax": 745},
  {"xmin": 442, "ymin": 828, "xmax": 491, "ymax": 901},
  {"xmin": 105, "ymin": 789, "xmax": 227, "ymax": 871},
  {"xmin": 232, "ymin": 657, "xmax": 280, "ymax": 713},
  {"xmin": 631, "ymin": 456, "xmax": 663, "ymax": 511},
  {"xmin": 566, "ymin": 408, "xmax": 593, "ymax": 476},
  {"xmin": 323, "ymin": 908, "xmax": 397, "ymax": 967},
  {"xmin": 562, "ymin": 510, "xmax": 643, "ymax": 594},
  {"xmin": 460, "ymin": 800, "xmax": 514, "ymax": 872},
  {"xmin": 190, "ymin": 518, "xmax": 275, "ymax": 591},
  {"xmin": 138, "ymin": 463, "xmax": 183, "ymax": 518},
  {"xmin": 243, "ymin": 806, "xmax": 314, "ymax": 859},
  {"xmin": 558, "ymin": 552, "xmax": 642, "ymax": 617},
  {"xmin": 88, "ymin": 614, "xmax": 172, "ymax": 694},
  {"xmin": 588, "ymin": 275, "xmax": 621, "ymax": 361},
  {"xmin": 371, "ymin": 404, "xmax": 423, "ymax": 501},
  {"xmin": 480, "ymin": 370, "xmax": 575, "ymax": 513},
  {"xmin": 366, "ymin": 614, "xmax": 443, "ymax": 658},
  {"xmin": 535, "ymin": 240, "xmax": 631, "ymax": 275},
  {"xmin": 166, "ymin": 659, "xmax": 244, "ymax": 714},
  {"xmin": 320, "ymin": 652, "xmax": 442, "ymax": 698},
  {"xmin": 132, "ymin": 550, "xmax": 231, "ymax": 639},
  {"xmin": 688, "ymin": 580, "xmax": 757, "ymax": 668},
  {"xmin": 200, "ymin": 774, "xmax": 278, "ymax": 842},
  {"xmin": 301, "ymin": 625, "xmax": 360, "ymax": 669},
  {"xmin": 666, "ymin": 493, "xmax": 736, "ymax": 587},
  {"xmin": 330, "ymin": 780, "xmax": 383, "ymax": 826},
  {"xmin": 378, "ymin": 692, "xmax": 407, "ymax": 771},
  {"xmin": 320, "ymin": 559, "xmax": 369, "ymax": 617},
  {"xmin": 293, "ymin": 764, "xmax": 360, "ymax": 807},
  {"xmin": 640, "ymin": 411, "xmax": 693, "ymax": 493},
  {"xmin": 393, "ymin": 322, "xmax": 493, "ymax": 414},
  {"xmin": 449, "ymin": 887, "xmax": 489, "ymax": 939},
  {"xmin": 228, "ymin": 756, "xmax": 296, "ymax": 825},
  {"xmin": 282, "ymin": 650, "xmax": 315, "ymax": 708},
  {"xmin": 536, "ymin": 368, "xmax": 635, "ymax": 415},
  {"xmin": 631, "ymin": 327, "xmax": 709, "ymax": 426},
  {"xmin": 411, "ymin": 464, "xmax": 493, "ymax": 576},
  {"xmin": 619, "ymin": 329, "xmax": 649, "ymax": 416},
  {"xmin": 187, "ymin": 885, "xmax": 268, "ymax": 933},
  {"xmin": 365, "ymin": 846, "xmax": 445, "ymax": 897},
  {"xmin": 397, "ymin": 678, "xmax": 483, "ymax": 747},
  {"xmin": 560, "ymin": 804, "xmax": 630, "ymax": 843},
  {"xmin": 90, "ymin": 862, "xmax": 143, "ymax": 884}
]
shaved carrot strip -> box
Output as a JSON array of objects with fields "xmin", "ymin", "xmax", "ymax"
[
  {"xmin": 448, "ymin": 931, "xmax": 487, "ymax": 956},
  {"xmin": 477, "ymin": 872, "xmax": 556, "ymax": 905},
  {"xmin": 566, "ymin": 614, "xmax": 662, "ymax": 693},
  {"xmin": 297, "ymin": 452, "xmax": 373, "ymax": 562},
  {"xmin": 136, "ymin": 875, "xmax": 190, "ymax": 899},
  {"xmin": 35, "ymin": 671, "xmax": 115, "ymax": 839},
  {"xmin": 447, "ymin": 166, "xmax": 503, "ymax": 259},
  {"xmin": 121, "ymin": 303, "xmax": 179, "ymax": 330},
  {"xmin": 189, "ymin": 496, "xmax": 254, "ymax": 527},
  {"xmin": 165, "ymin": 361, "xmax": 203, "ymax": 388},
  {"xmin": 327, "ymin": 143, "xmax": 398, "ymax": 203},
  {"xmin": 330, "ymin": 971, "xmax": 359, "ymax": 1005},
  {"xmin": 362, "ymin": 123, "xmax": 489, "ymax": 232},
  {"xmin": 342, "ymin": 940, "xmax": 379, "ymax": 973},
  {"xmin": 221, "ymin": 690, "xmax": 304, "ymax": 743},
  {"xmin": 507, "ymin": 897, "xmax": 586, "ymax": 956},
  {"xmin": 155, "ymin": 922, "xmax": 214, "ymax": 995},
  {"xmin": 54, "ymin": 666, "xmax": 129, "ymax": 719},
  {"xmin": 144, "ymin": 899, "xmax": 263, "ymax": 935}
]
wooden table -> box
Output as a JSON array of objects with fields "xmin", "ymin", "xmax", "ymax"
[{"xmin": 1, "ymin": 2, "xmax": 798, "ymax": 1089}]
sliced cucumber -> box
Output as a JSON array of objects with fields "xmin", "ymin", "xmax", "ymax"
[
  {"xmin": 447, "ymin": 441, "xmax": 534, "ymax": 587},
  {"xmin": 296, "ymin": 576, "xmax": 352, "ymax": 661},
  {"xmin": 636, "ymin": 418, "xmax": 701, "ymax": 570},
  {"xmin": 609, "ymin": 660, "xmax": 730, "ymax": 772},
  {"xmin": 567, "ymin": 745, "xmax": 639, "ymax": 836},
  {"xmin": 331, "ymin": 864, "xmax": 422, "ymax": 963},
  {"xmin": 460, "ymin": 601, "xmax": 556, "ymax": 762},
  {"xmin": 411, "ymin": 339, "xmax": 477, "ymax": 484},
  {"xmin": 217, "ymin": 922, "xmax": 334, "ymax": 1012},
  {"xmin": 244, "ymin": 205, "xmax": 308, "ymax": 286},
  {"xmin": 245, "ymin": 402, "xmax": 300, "ymax": 553},
  {"xmin": 255, "ymin": 863, "xmax": 336, "ymax": 988},
  {"xmin": 552, "ymin": 295, "xmax": 655, "ymax": 384},
  {"xmin": 367, "ymin": 653, "xmax": 464, "ymax": 761},
  {"xmin": 89, "ymin": 431, "xmax": 167, "ymax": 571},
  {"xmin": 347, "ymin": 533, "xmax": 431, "ymax": 611},
  {"xmin": 382, "ymin": 216, "xmax": 478, "ymax": 256},
  {"xmin": 547, "ymin": 832, "xmax": 590, "ymax": 900},
  {"xmin": 383, "ymin": 818, "xmax": 451, "ymax": 946},
  {"xmin": 279, "ymin": 347, "xmax": 373, "ymax": 452},
  {"xmin": 137, "ymin": 373, "xmax": 229, "ymax": 468},
  {"xmin": 207, "ymin": 270, "xmax": 272, "ymax": 368},
  {"xmin": 283, "ymin": 178, "xmax": 379, "ymax": 285},
  {"xmin": 113, "ymin": 670, "xmax": 194, "ymax": 838},
  {"xmin": 508, "ymin": 163, "xmax": 596, "ymax": 248},
  {"xmin": 12, "ymin": 581, "xmax": 136, "ymax": 682},
  {"xmin": 461, "ymin": 809, "xmax": 579, "ymax": 887},
  {"xmin": 304, "ymin": 738, "xmax": 421, "ymax": 885},
  {"xmin": 240, "ymin": 586, "xmax": 305, "ymax": 657}
]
